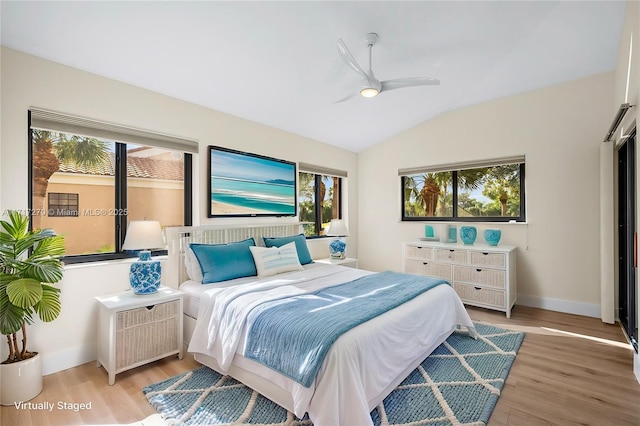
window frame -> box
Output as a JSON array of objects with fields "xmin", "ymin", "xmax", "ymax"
[
  {"xmin": 299, "ymin": 172, "xmax": 343, "ymax": 238},
  {"xmin": 46, "ymin": 192, "xmax": 79, "ymax": 217},
  {"xmin": 28, "ymin": 113, "xmax": 193, "ymax": 264},
  {"xmin": 401, "ymin": 163, "xmax": 526, "ymax": 223}
]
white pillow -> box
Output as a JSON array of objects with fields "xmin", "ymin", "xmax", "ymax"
[
  {"xmin": 249, "ymin": 241, "xmax": 304, "ymax": 278},
  {"xmin": 184, "ymin": 247, "xmax": 204, "ymax": 283}
]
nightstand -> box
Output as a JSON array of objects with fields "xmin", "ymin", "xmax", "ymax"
[
  {"xmin": 95, "ymin": 286, "xmax": 184, "ymax": 385},
  {"xmin": 315, "ymin": 257, "xmax": 359, "ymax": 268}
]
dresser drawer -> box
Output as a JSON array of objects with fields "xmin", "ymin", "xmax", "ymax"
[
  {"xmin": 469, "ymin": 251, "xmax": 506, "ymax": 268},
  {"xmin": 453, "ymin": 283, "xmax": 506, "ymax": 308},
  {"xmin": 116, "ymin": 300, "xmax": 180, "ymax": 330},
  {"xmin": 405, "ymin": 259, "xmax": 452, "ymax": 281},
  {"xmin": 116, "ymin": 317, "xmax": 179, "ymax": 369},
  {"xmin": 453, "ymin": 265, "xmax": 506, "ymax": 289},
  {"xmin": 404, "ymin": 245, "xmax": 432, "ymax": 260},
  {"xmin": 434, "ymin": 248, "xmax": 467, "ymax": 264}
]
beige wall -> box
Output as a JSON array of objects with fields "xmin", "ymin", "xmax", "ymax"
[
  {"xmin": 0, "ymin": 47, "xmax": 358, "ymax": 373},
  {"xmin": 358, "ymin": 71, "xmax": 614, "ymax": 317}
]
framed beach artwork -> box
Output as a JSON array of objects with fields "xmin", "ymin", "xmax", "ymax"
[{"xmin": 207, "ymin": 146, "xmax": 297, "ymax": 218}]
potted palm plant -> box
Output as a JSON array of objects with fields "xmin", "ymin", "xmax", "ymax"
[{"xmin": 0, "ymin": 210, "xmax": 65, "ymax": 405}]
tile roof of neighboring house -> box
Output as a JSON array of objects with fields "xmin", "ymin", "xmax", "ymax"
[{"xmin": 58, "ymin": 152, "xmax": 183, "ymax": 180}]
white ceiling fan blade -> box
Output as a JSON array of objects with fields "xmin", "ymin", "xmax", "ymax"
[
  {"xmin": 380, "ymin": 77, "xmax": 441, "ymax": 93},
  {"xmin": 334, "ymin": 92, "xmax": 359, "ymax": 104},
  {"xmin": 337, "ymin": 39, "xmax": 369, "ymax": 81}
]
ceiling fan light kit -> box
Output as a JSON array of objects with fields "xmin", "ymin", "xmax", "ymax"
[
  {"xmin": 336, "ymin": 32, "xmax": 440, "ymax": 103},
  {"xmin": 360, "ymin": 87, "xmax": 380, "ymax": 98}
]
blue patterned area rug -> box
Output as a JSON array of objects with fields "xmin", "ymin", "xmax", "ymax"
[{"xmin": 144, "ymin": 323, "xmax": 524, "ymax": 426}]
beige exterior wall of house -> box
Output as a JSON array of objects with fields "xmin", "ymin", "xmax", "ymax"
[{"xmin": 40, "ymin": 174, "xmax": 183, "ymax": 254}]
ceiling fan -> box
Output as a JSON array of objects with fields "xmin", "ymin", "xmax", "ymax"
[{"xmin": 336, "ymin": 32, "xmax": 440, "ymax": 103}]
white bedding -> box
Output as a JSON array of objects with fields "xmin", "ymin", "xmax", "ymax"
[{"xmin": 186, "ymin": 263, "xmax": 476, "ymax": 426}]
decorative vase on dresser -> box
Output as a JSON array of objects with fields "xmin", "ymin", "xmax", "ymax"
[
  {"xmin": 459, "ymin": 226, "xmax": 477, "ymax": 245},
  {"xmin": 402, "ymin": 241, "xmax": 517, "ymax": 318},
  {"xmin": 483, "ymin": 229, "xmax": 502, "ymax": 246}
]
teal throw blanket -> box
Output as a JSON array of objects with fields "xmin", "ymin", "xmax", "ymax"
[{"xmin": 244, "ymin": 271, "xmax": 448, "ymax": 387}]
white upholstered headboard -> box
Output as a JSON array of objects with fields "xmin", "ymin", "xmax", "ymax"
[{"xmin": 164, "ymin": 223, "xmax": 303, "ymax": 288}]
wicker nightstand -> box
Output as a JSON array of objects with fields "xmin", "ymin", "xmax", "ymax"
[{"xmin": 95, "ymin": 286, "xmax": 184, "ymax": 385}]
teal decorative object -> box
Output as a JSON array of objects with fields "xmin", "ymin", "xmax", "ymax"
[
  {"xmin": 459, "ymin": 226, "xmax": 477, "ymax": 245},
  {"xmin": 424, "ymin": 225, "xmax": 434, "ymax": 238},
  {"xmin": 483, "ymin": 229, "xmax": 502, "ymax": 246},
  {"xmin": 448, "ymin": 225, "xmax": 457, "ymax": 243}
]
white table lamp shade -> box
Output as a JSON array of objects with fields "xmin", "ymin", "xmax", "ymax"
[
  {"xmin": 122, "ymin": 220, "xmax": 165, "ymax": 250},
  {"xmin": 122, "ymin": 220, "xmax": 164, "ymax": 295},
  {"xmin": 325, "ymin": 219, "xmax": 350, "ymax": 237}
]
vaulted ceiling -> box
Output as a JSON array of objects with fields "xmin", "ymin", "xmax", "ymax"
[{"xmin": 1, "ymin": 1, "xmax": 626, "ymax": 152}]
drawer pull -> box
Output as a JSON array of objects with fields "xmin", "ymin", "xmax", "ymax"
[
  {"xmin": 476, "ymin": 268, "xmax": 482, "ymax": 272},
  {"xmin": 145, "ymin": 305, "xmax": 155, "ymax": 310},
  {"xmin": 474, "ymin": 286, "xmax": 482, "ymax": 290},
  {"xmin": 449, "ymin": 249, "xmax": 455, "ymax": 252},
  {"xmin": 423, "ymin": 262, "xmax": 429, "ymax": 265},
  {"xmin": 482, "ymin": 252, "xmax": 489, "ymax": 255}
]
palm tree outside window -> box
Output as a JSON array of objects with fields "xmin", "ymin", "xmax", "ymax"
[
  {"xmin": 29, "ymin": 129, "xmax": 192, "ymax": 262},
  {"xmin": 298, "ymin": 172, "xmax": 342, "ymax": 237},
  {"xmin": 401, "ymin": 162, "xmax": 525, "ymax": 222}
]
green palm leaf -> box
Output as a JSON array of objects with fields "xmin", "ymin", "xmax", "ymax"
[
  {"xmin": 0, "ymin": 289, "xmax": 27, "ymax": 335},
  {"xmin": 6, "ymin": 278, "xmax": 43, "ymax": 309},
  {"xmin": 35, "ymin": 285, "xmax": 61, "ymax": 322},
  {"xmin": 30, "ymin": 235, "xmax": 65, "ymax": 259},
  {"xmin": 22, "ymin": 258, "xmax": 64, "ymax": 283}
]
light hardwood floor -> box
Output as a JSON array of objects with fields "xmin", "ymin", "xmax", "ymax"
[{"xmin": 2, "ymin": 305, "xmax": 639, "ymax": 425}]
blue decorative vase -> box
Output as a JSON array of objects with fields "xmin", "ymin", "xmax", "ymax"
[
  {"xmin": 483, "ymin": 229, "xmax": 502, "ymax": 246},
  {"xmin": 447, "ymin": 225, "xmax": 457, "ymax": 243},
  {"xmin": 130, "ymin": 251, "xmax": 161, "ymax": 294},
  {"xmin": 459, "ymin": 226, "xmax": 477, "ymax": 245}
]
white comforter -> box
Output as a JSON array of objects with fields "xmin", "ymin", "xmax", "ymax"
[{"xmin": 188, "ymin": 264, "xmax": 476, "ymax": 426}]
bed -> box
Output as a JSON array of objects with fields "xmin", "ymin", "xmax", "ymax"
[{"xmin": 165, "ymin": 224, "xmax": 476, "ymax": 426}]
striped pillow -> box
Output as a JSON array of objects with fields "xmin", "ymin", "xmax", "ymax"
[{"xmin": 249, "ymin": 242, "xmax": 304, "ymax": 277}]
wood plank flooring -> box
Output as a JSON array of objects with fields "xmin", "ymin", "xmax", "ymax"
[{"xmin": 1, "ymin": 305, "xmax": 639, "ymax": 425}]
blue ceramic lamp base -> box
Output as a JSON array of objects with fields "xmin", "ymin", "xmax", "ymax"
[
  {"xmin": 329, "ymin": 238, "xmax": 346, "ymax": 259},
  {"xmin": 130, "ymin": 250, "xmax": 161, "ymax": 295}
]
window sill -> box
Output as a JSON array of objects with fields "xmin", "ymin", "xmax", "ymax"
[{"xmin": 64, "ymin": 254, "xmax": 168, "ymax": 270}]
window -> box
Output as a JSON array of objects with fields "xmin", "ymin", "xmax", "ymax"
[
  {"xmin": 47, "ymin": 193, "xmax": 79, "ymax": 217},
  {"xmin": 29, "ymin": 109, "xmax": 196, "ymax": 263},
  {"xmin": 401, "ymin": 158, "xmax": 525, "ymax": 222},
  {"xmin": 298, "ymin": 164, "xmax": 346, "ymax": 237}
]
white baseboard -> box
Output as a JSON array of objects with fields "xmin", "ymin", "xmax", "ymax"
[
  {"xmin": 635, "ymin": 352, "xmax": 640, "ymax": 384},
  {"xmin": 42, "ymin": 344, "xmax": 96, "ymax": 376},
  {"xmin": 517, "ymin": 294, "xmax": 600, "ymax": 318}
]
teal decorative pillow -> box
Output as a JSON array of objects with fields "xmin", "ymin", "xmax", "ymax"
[
  {"xmin": 263, "ymin": 234, "xmax": 313, "ymax": 265},
  {"xmin": 249, "ymin": 242, "xmax": 304, "ymax": 277},
  {"xmin": 190, "ymin": 238, "xmax": 257, "ymax": 284}
]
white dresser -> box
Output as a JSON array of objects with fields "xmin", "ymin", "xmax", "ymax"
[{"xmin": 402, "ymin": 241, "xmax": 516, "ymax": 318}]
